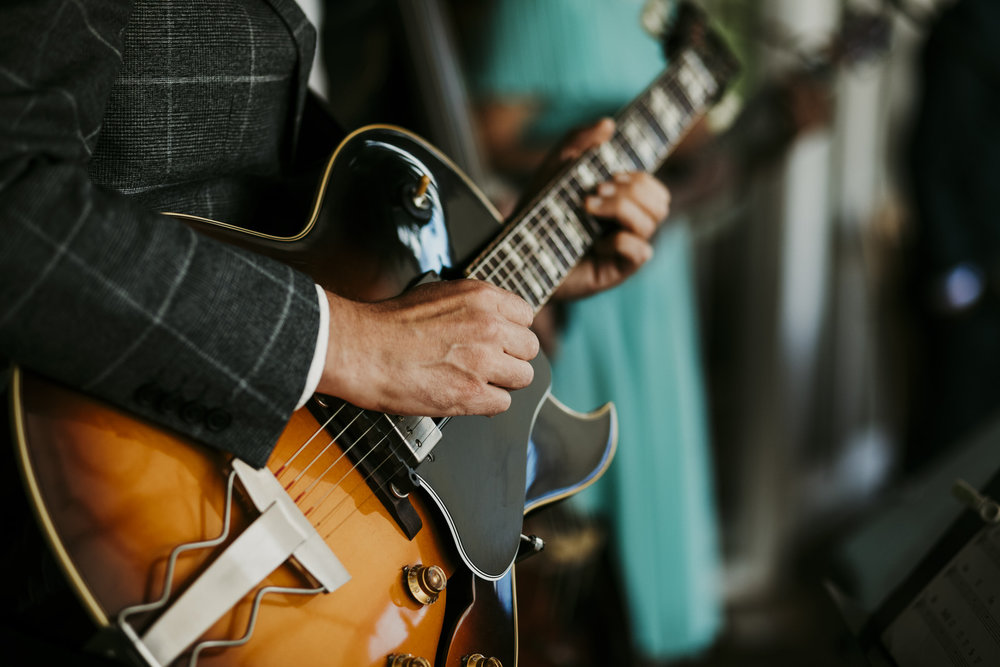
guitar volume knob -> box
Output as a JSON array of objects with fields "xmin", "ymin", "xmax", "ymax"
[
  {"xmin": 464, "ymin": 654, "xmax": 502, "ymax": 667},
  {"xmin": 404, "ymin": 564, "xmax": 447, "ymax": 605}
]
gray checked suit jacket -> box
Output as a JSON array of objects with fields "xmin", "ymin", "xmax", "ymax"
[{"xmin": 0, "ymin": 0, "xmax": 340, "ymax": 467}]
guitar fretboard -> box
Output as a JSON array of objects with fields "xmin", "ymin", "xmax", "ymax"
[{"xmin": 466, "ymin": 47, "xmax": 732, "ymax": 311}]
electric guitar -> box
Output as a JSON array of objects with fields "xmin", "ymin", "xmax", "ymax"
[{"xmin": 10, "ymin": 5, "xmax": 737, "ymax": 665}]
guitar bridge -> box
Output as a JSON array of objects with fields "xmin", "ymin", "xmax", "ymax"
[{"xmin": 388, "ymin": 414, "xmax": 442, "ymax": 464}]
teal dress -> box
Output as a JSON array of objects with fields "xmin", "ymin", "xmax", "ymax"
[
  {"xmin": 552, "ymin": 225, "xmax": 720, "ymax": 658},
  {"xmin": 468, "ymin": 0, "xmax": 721, "ymax": 658}
]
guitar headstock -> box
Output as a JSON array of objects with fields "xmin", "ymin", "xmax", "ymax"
[{"xmin": 647, "ymin": 1, "xmax": 741, "ymax": 104}]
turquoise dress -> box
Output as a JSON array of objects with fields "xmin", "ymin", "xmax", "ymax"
[
  {"xmin": 552, "ymin": 225, "xmax": 720, "ymax": 658},
  {"xmin": 468, "ymin": 0, "xmax": 721, "ymax": 658}
]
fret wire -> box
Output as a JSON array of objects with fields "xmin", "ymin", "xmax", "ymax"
[
  {"xmin": 520, "ymin": 260, "xmax": 546, "ymax": 303},
  {"xmin": 566, "ymin": 176, "xmax": 587, "ymax": 199},
  {"xmin": 545, "ymin": 194, "xmax": 588, "ymax": 255},
  {"xmin": 493, "ymin": 194, "xmax": 581, "ymax": 282},
  {"xmin": 525, "ymin": 218, "xmax": 567, "ymax": 285},
  {"xmin": 544, "ymin": 202, "xmax": 586, "ymax": 260},
  {"xmin": 650, "ymin": 85, "xmax": 683, "ymax": 138},
  {"xmin": 574, "ymin": 160, "xmax": 596, "ymax": 189},
  {"xmin": 565, "ymin": 206, "xmax": 598, "ymax": 248},
  {"xmin": 636, "ymin": 100, "xmax": 670, "ymax": 147},
  {"xmin": 528, "ymin": 257, "xmax": 555, "ymax": 293},
  {"xmin": 515, "ymin": 227, "xmax": 557, "ymax": 290},
  {"xmin": 613, "ymin": 133, "xmax": 644, "ymax": 171},
  {"xmin": 598, "ymin": 141, "xmax": 624, "ymax": 173},
  {"xmin": 553, "ymin": 185, "xmax": 584, "ymax": 236},
  {"xmin": 666, "ymin": 73, "xmax": 695, "ymax": 115},
  {"xmin": 622, "ymin": 119, "xmax": 656, "ymax": 170},
  {"xmin": 504, "ymin": 273, "xmax": 537, "ymax": 308},
  {"xmin": 638, "ymin": 110, "xmax": 669, "ymax": 157},
  {"xmin": 513, "ymin": 224, "xmax": 561, "ymax": 296},
  {"xmin": 470, "ymin": 43, "xmax": 729, "ymax": 307},
  {"xmin": 476, "ymin": 222, "xmax": 527, "ymax": 286},
  {"xmin": 481, "ymin": 228, "xmax": 553, "ymax": 305},
  {"xmin": 538, "ymin": 207, "xmax": 578, "ymax": 270},
  {"xmin": 541, "ymin": 233, "xmax": 572, "ymax": 278},
  {"xmin": 502, "ymin": 259, "xmax": 537, "ymax": 305},
  {"xmin": 587, "ymin": 152, "xmax": 613, "ymax": 181},
  {"xmin": 549, "ymin": 217, "xmax": 584, "ymax": 266}
]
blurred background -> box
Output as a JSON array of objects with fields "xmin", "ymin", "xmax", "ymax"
[{"xmin": 301, "ymin": 0, "xmax": 1000, "ymax": 664}]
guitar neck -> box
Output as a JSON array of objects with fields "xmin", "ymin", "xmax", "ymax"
[{"xmin": 465, "ymin": 43, "xmax": 737, "ymax": 312}]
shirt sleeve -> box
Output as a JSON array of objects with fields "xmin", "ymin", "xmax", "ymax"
[{"xmin": 296, "ymin": 283, "xmax": 330, "ymax": 409}]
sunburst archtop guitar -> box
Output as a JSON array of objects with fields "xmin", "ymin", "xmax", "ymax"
[{"xmin": 10, "ymin": 5, "xmax": 738, "ymax": 666}]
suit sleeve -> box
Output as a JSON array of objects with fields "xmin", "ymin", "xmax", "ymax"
[{"xmin": 0, "ymin": 0, "xmax": 320, "ymax": 468}]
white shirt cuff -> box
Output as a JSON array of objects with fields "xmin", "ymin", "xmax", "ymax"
[{"xmin": 295, "ymin": 283, "xmax": 329, "ymax": 410}]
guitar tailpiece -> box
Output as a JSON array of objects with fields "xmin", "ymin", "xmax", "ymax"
[
  {"xmin": 186, "ymin": 584, "xmax": 324, "ymax": 666},
  {"xmin": 117, "ymin": 469, "xmax": 240, "ymax": 631}
]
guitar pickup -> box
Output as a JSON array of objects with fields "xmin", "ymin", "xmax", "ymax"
[{"xmin": 386, "ymin": 415, "xmax": 441, "ymax": 465}]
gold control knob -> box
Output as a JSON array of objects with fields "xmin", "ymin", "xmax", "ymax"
[
  {"xmin": 404, "ymin": 564, "xmax": 447, "ymax": 605},
  {"xmin": 387, "ymin": 655, "xmax": 431, "ymax": 667},
  {"xmin": 463, "ymin": 654, "xmax": 502, "ymax": 667}
]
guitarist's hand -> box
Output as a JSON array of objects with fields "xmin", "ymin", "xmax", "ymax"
[
  {"xmin": 317, "ymin": 280, "xmax": 539, "ymax": 417},
  {"xmin": 547, "ymin": 118, "xmax": 671, "ymax": 301}
]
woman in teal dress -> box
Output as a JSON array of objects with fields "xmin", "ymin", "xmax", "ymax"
[{"xmin": 466, "ymin": 0, "xmax": 722, "ymax": 660}]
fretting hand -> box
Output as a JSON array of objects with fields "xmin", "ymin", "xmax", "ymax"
[{"xmin": 547, "ymin": 118, "xmax": 672, "ymax": 301}]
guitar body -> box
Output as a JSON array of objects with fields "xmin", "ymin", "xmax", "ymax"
[
  {"xmin": 13, "ymin": 9, "xmax": 739, "ymax": 659},
  {"xmin": 437, "ymin": 396, "xmax": 617, "ymax": 667},
  {"xmin": 11, "ymin": 126, "xmax": 616, "ymax": 666},
  {"xmin": 13, "ymin": 369, "xmax": 457, "ymax": 666}
]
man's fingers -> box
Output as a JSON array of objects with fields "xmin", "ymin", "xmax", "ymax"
[
  {"xmin": 586, "ymin": 189, "xmax": 658, "ymax": 238},
  {"xmin": 491, "ymin": 286, "xmax": 535, "ymax": 327},
  {"xmin": 500, "ymin": 318, "xmax": 540, "ymax": 361},
  {"xmin": 593, "ymin": 231, "xmax": 654, "ymax": 269},
  {"xmin": 614, "ymin": 172, "xmax": 671, "ymax": 222},
  {"xmin": 559, "ymin": 117, "xmax": 616, "ymax": 161},
  {"xmin": 585, "ymin": 173, "xmax": 670, "ymax": 238},
  {"xmin": 490, "ymin": 353, "xmax": 535, "ymax": 391},
  {"xmin": 470, "ymin": 384, "xmax": 514, "ymax": 416}
]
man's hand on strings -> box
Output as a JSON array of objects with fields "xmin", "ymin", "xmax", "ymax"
[{"xmin": 318, "ymin": 280, "xmax": 539, "ymax": 417}]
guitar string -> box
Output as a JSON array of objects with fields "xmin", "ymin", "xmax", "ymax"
[
  {"xmin": 313, "ymin": 437, "xmax": 414, "ymax": 536},
  {"xmin": 304, "ymin": 420, "xmax": 427, "ymax": 540},
  {"xmin": 289, "ymin": 60, "xmax": 710, "ymax": 529},
  {"xmin": 275, "ymin": 400, "xmax": 419, "ymax": 531},
  {"xmin": 275, "ymin": 398, "xmax": 386, "ymax": 488},
  {"xmin": 273, "ymin": 404, "xmax": 345, "ymax": 478},
  {"xmin": 274, "ymin": 405, "xmax": 363, "ymax": 490},
  {"xmin": 269, "ymin": 51, "xmax": 717, "ymax": 551},
  {"xmin": 467, "ymin": 63, "xmax": 679, "ymax": 279},
  {"xmin": 475, "ymin": 147, "xmax": 630, "ymax": 300},
  {"xmin": 473, "ymin": 84, "xmax": 692, "ymax": 298},
  {"xmin": 468, "ymin": 60, "xmax": 694, "ymax": 293},
  {"xmin": 282, "ymin": 409, "xmax": 367, "ymax": 489},
  {"xmin": 474, "ymin": 187, "xmax": 589, "ymax": 302},
  {"xmin": 289, "ymin": 412, "xmax": 395, "ymax": 503}
]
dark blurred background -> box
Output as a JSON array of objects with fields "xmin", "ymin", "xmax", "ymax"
[{"xmin": 299, "ymin": 0, "xmax": 1000, "ymax": 664}]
